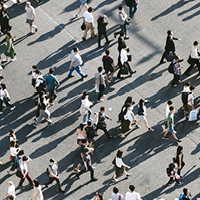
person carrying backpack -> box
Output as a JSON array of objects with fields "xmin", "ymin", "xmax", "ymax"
[{"xmin": 179, "ymin": 188, "xmax": 191, "ymax": 200}]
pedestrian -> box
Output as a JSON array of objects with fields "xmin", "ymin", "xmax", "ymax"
[
  {"xmin": 135, "ymin": 99, "xmax": 154, "ymax": 132},
  {"xmin": 0, "ymin": 64, "xmax": 3, "ymax": 79},
  {"xmin": 31, "ymin": 65, "xmax": 38, "ymax": 90},
  {"xmin": 32, "ymin": 179, "xmax": 44, "ymax": 200},
  {"xmin": 3, "ymin": 32, "xmax": 17, "ymax": 62},
  {"xmin": 68, "ymin": 46, "xmax": 87, "ymax": 78},
  {"xmin": 125, "ymin": 0, "xmax": 139, "ymax": 19},
  {"xmin": 74, "ymin": 0, "xmax": 88, "ymax": 18},
  {"xmin": 7, "ymin": 195, "xmax": 15, "ymax": 200},
  {"xmin": 125, "ymin": 185, "xmax": 140, "ymax": 200},
  {"xmin": 160, "ymin": 30, "xmax": 182, "ymax": 64},
  {"xmin": 0, "ymin": 2, "xmax": 6, "ymax": 24},
  {"xmin": 7, "ymin": 141, "xmax": 20, "ymax": 174},
  {"xmin": 94, "ymin": 193, "xmax": 104, "ymax": 200},
  {"xmin": 80, "ymin": 91, "xmax": 93, "ymax": 124},
  {"xmin": 18, "ymin": 156, "xmax": 34, "ymax": 189},
  {"xmin": 97, "ymin": 14, "xmax": 110, "ymax": 48},
  {"xmin": 76, "ymin": 147, "xmax": 98, "ymax": 181},
  {"xmin": 171, "ymin": 55, "xmax": 183, "ymax": 87},
  {"xmin": 182, "ymin": 82, "xmax": 191, "ymax": 119},
  {"xmin": 186, "ymin": 85, "xmax": 195, "ymax": 119},
  {"xmin": 76, "ymin": 123, "xmax": 87, "ymax": 146},
  {"xmin": 114, "ymin": 6, "xmax": 129, "ymax": 39},
  {"xmin": 95, "ymin": 66, "xmax": 106, "ymax": 102},
  {"xmin": 4, "ymin": 181, "xmax": 16, "ymax": 200},
  {"xmin": 45, "ymin": 67, "xmax": 60, "ymax": 105},
  {"xmin": 111, "ymin": 186, "xmax": 124, "ymax": 200},
  {"xmin": 175, "ymin": 146, "xmax": 185, "ymax": 177},
  {"xmin": 178, "ymin": 188, "xmax": 191, "ymax": 200},
  {"xmin": 82, "ymin": 7, "xmax": 95, "ymax": 41},
  {"xmin": 162, "ymin": 106, "xmax": 181, "ymax": 142},
  {"xmin": 0, "ymin": 83, "xmax": 16, "ymax": 114},
  {"xmin": 112, "ymin": 150, "xmax": 131, "ymax": 182},
  {"xmin": 102, "ymin": 49, "xmax": 115, "ymax": 83},
  {"xmin": 33, "ymin": 91, "xmax": 53, "ymax": 128},
  {"xmin": 8, "ymin": 129, "xmax": 19, "ymax": 147},
  {"xmin": 44, "ymin": 158, "xmax": 64, "ymax": 193},
  {"xmin": 96, "ymin": 106, "xmax": 113, "ymax": 139},
  {"xmin": 1, "ymin": 9, "xmax": 11, "ymax": 34},
  {"xmin": 25, "ymin": 2, "xmax": 38, "ymax": 35},
  {"xmin": 34, "ymin": 70, "xmax": 45, "ymax": 95},
  {"xmin": 184, "ymin": 41, "xmax": 200, "ymax": 76},
  {"xmin": 166, "ymin": 163, "xmax": 183, "ymax": 186}
]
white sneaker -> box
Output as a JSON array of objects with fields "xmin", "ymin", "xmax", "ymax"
[
  {"xmin": 11, "ymin": 58, "xmax": 17, "ymax": 62},
  {"xmin": 83, "ymin": 121, "xmax": 87, "ymax": 125},
  {"xmin": 112, "ymin": 178, "xmax": 118, "ymax": 182},
  {"xmin": 102, "ymin": 95, "xmax": 106, "ymax": 98},
  {"xmin": 161, "ymin": 125, "xmax": 166, "ymax": 131},
  {"xmin": 174, "ymin": 130, "xmax": 177, "ymax": 133},
  {"xmin": 0, "ymin": 111, "xmax": 3, "ymax": 114},
  {"xmin": 10, "ymin": 106, "xmax": 16, "ymax": 111},
  {"xmin": 97, "ymin": 99, "xmax": 103, "ymax": 103}
]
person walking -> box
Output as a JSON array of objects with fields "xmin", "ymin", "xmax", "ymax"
[
  {"xmin": 31, "ymin": 65, "xmax": 38, "ymax": 90},
  {"xmin": 96, "ymin": 106, "xmax": 113, "ymax": 139},
  {"xmin": 135, "ymin": 99, "xmax": 154, "ymax": 132},
  {"xmin": 44, "ymin": 158, "xmax": 64, "ymax": 193},
  {"xmin": 178, "ymin": 188, "xmax": 191, "ymax": 200},
  {"xmin": 160, "ymin": 30, "xmax": 182, "ymax": 64},
  {"xmin": 34, "ymin": 70, "xmax": 45, "ymax": 95},
  {"xmin": 68, "ymin": 46, "xmax": 87, "ymax": 78},
  {"xmin": 18, "ymin": 156, "xmax": 34, "ymax": 189},
  {"xmin": 82, "ymin": 7, "xmax": 95, "ymax": 41},
  {"xmin": 125, "ymin": 0, "xmax": 139, "ymax": 19},
  {"xmin": 111, "ymin": 186, "xmax": 124, "ymax": 200},
  {"xmin": 184, "ymin": 41, "xmax": 200, "ymax": 76},
  {"xmin": 76, "ymin": 147, "xmax": 98, "ymax": 181},
  {"xmin": 76, "ymin": 123, "xmax": 87, "ymax": 146},
  {"xmin": 102, "ymin": 49, "xmax": 115, "ymax": 83},
  {"xmin": 3, "ymin": 32, "xmax": 17, "ymax": 62},
  {"xmin": 74, "ymin": 0, "xmax": 88, "ymax": 18},
  {"xmin": 162, "ymin": 106, "xmax": 181, "ymax": 142},
  {"xmin": 25, "ymin": 2, "xmax": 38, "ymax": 35},
  {"xmin": 4, "ymin": 181, "xmax": 16, "ymax": 200},
  {"xmin": 80, "ymin": 91, "xmax": 93, "ymax": 124},
  {"xmin": 1, "ymin": 9, "xmax": 11, "ymax": 34},
  {"xmin": 125, "ymin": 185, "xmax": 140, "ymax": 200},
  {"xmin": 186, "ymin": 85, "xmax": 195, "ymax": 120},
  {"xmin": 175, "ymin": 146, "xmax": 185, "ymax": 177},
  {"xmin": 95, "ymin": 66, "xmax": 106, "ymax": 102},
  {"xmin": 112, "ymin": 150, "xmax": 131, "ymax": 182},
  {"xmin": 45, "ymin": 67, "xmax": 60, "ymax": 105},
  {"xmin": 97, "ymin": 14, "xmax": 110, "ymax": 48},
  {"xmin": 114, "ymin": 6, "xmax": 129, "ymax": 39},
  {"xmin": 0, "ymin": 83, "xmax": 16, "ymax": 114},
  {"xmin": 182, "ymin": 81, "xmax": 191, "ymax": 119},
  {"xmin": 32, "ymin": 179, "xmax": 44, "ymax": 200}
]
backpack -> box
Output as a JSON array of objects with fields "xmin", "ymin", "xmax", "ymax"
[
  {"xmin": 179, "ymin": 193, "xmax": 187, "ymax": 200},
  {"xmin": 46, "ymin": 165, "xmax": 52, "ymax": 176},
  {"xmin": 168, "ymin": 62, "xmax": 175, "ymax": 74},
  {"xmin": 181, "ymin": 91, "xmax": 192, "ymax": 105},
  {"xmin": 103, "ymin": 56, "xmax": 112, "ymax": 71},
  {"xmin": 166, "ymin": 167, "xmax": 171, "ymax": 177}
]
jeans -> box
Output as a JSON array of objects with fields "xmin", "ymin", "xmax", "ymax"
[
  {"xmin": 46, "ymin": 177, "xmax": 62, "ymax": 190},
  {"xmin": 115, "ymin": 24, "xmax": 127, "ymax": 37},
  {"xmin": 83, "ymin": 108, "xmax": 92, "ymax": 123},
  {"xmin": 10, "ymin": 156, "xmax": 19, "ymax": 171},
  {"xmin": 129, "ymin": 3, "xmax": 138, "ymax": 18},
  {"xmin": 77, "ymin": 164, "xmax": 94, "ymax": 179},
  {"xmin": 68, "ymin": 65, "xmax": 85, "ymax": 77},
  {"xmin": 0, "ymin": 98, "xmax": 14, "ymax": 112},
  {"xmin": 171, "ymin": 74, "xmax": 180, "ymax": 86},
  {"xmin": 19, "ymin": 172, "xmax": 33, "ymax": 186}
]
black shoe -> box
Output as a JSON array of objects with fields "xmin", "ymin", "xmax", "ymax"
[
  {"xmin": 82, "ymin": 37, "xmax": 86, "ymax": 41},
  {"xmin": 91, "ymin": 177, "xmax": 98, "ymax": 181},
  {"xmin": 76, "ymin": 174, "xmax": 80, "ymax": 179},
  {"xmin": 59, "ymin": 189, "xmax": 65, "ymax": 193},
  {"xmin": 82, "ymin": 75, "xmax": 88, "ymax": 78},
  {"xmin": 44, "ymin": 183, "xmax": 48, "ymax": 188},
  {"xmin": 0, "ymin": 76, "xmax": 4, "ymax": 79},
  {"xmin": 114, "ymin": 33, "xmax": 117, "ymax": 38},
  {"xmin": 176, "ymin": 139, "xmax": 181, "ymax": 142},
  {"xmin": 105, "ymin": 41, "xmax": 111, "ymax": 45},
  {"xmin": 98, "ymin": 45, "xmax": 102, "ymax": 48},
  {"xmin": 130, "ymin": 71, "xmax": 136, "ymax": 75},
  {"xmin": 68, "ymin": 75, "xmax": 74, "ymax": 78},
  {"xmin": 125, "ymin": 36, "xmax": 129, "ymax": 40},
  {"xmin": 159, "ymin": 61, "xmax": 166, "ymax": 64}
]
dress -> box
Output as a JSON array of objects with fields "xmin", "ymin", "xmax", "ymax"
[
  {"xmin": 32, "ymin": 185, "xmax": 44, "ymax": 200},
  {"xmin": 4, "ymin": 37, "xmax": 16, "ymax": 59}
]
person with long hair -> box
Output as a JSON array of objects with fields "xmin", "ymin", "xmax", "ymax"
[
  {"xmin": 112, "ymin": 150, "xmax": 131, "ymax": 182},
  {"xmin": 135, "ymin": 99, "xmax": 154, "ymax": 132},
  {"xmin": 76, "ymin": 123, "xmax": 87, "ymax": 146},
  {"xmin": 3, "ymin": 31, "xmax": 17, "ymax": 62},
  {"xmin": 8, "ymin": 129, "xmax": 19, "ymax": 148},
  {"xmin": 176, "ymin": 146, "xmax": 185, "ymax": 177},
  {"xmin": 32, "ymin": 179, "xmax": 44, "ymax": 200},
  {"xmin": 167, "ymin": 163, "xmax": 182, "ymax": 186}
]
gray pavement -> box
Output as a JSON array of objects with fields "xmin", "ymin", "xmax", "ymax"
[{"xmin": 1, "ymin": 0, "xmax": 200, "ymax": 199}]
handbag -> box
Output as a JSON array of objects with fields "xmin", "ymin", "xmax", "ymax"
[
  {"xmin": 10, "ymin": 155, "xmax": 13, "ymax": 161},
  {"xmin": 167, "ymin": 52, "xmax": 176, "ymax": 62},
  {"xmin": 112, "ymin": 157, "xmax": 116, "ymax": 166},
  {"xmin": 16, "ymin": 169, "xmax": 23, "ymax": 178},
  {"xmin": 81, "ymin": 22, "xmax": 86, "ymax": 31},
  {"xmin": 127, "ymin": 54, "xmax": 132, "ymax": 62},
  {"xmin": 17, "ymin": 150, "xmax": 24, "ymax": 156},
  {"xmin": 189, "ymin": 109, "xmax": 197, "ymax": 121},
  {"xmin": 94, "ymin": 84, "xmax": 99, "ymax": 93},
  {"xmin": 120, "ymin": 63, "xmax": 129, "ymax": 75},
  {"xmin": 80, "ymin": 104, "xmax": 87, "ymax": 115}
]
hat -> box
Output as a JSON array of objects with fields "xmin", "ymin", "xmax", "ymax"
[
  {"xmin": 50, "ymin": 158, "xmax": 55, "ymax": 163},
  {"xmin": 26, "ymin": 1, "xmax": 31, "ymax": 5}
]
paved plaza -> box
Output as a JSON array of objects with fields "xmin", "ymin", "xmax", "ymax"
[{"xmin": 0, "ymin": 0, "xmax": 200, "ymax": 199}]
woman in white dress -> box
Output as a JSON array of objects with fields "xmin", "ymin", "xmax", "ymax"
[{"xmin": 32, "ymin": 179, "xmax": 44, "ymax": 200}]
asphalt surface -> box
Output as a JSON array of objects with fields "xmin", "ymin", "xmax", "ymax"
[{"xmin": 0, "ymin": 0, "xmax": 200, "ymax": 199}]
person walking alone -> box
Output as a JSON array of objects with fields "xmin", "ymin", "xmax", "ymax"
[{"xmin": 175, "ymin": 146, "xmax": 185, "ymax": 177}]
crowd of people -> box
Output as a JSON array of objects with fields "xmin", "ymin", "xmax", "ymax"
[{"xmin": 0, "ymin": 0, "xmax": 199, "ymax": 199}]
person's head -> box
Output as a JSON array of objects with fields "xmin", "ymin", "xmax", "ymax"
[
  {"xmin": 32, "ymin": 65, "xmax": 38, "ymax": 70},
  {"xmin": 10, "ymin": 141, "xmax": 16, "ymax": 148},
  {"xmin": 120, "ymin": 31, "xmax": 125, "ymax": 38},
  {"xmin": 26, "ymin": 1, "xmax": 31, "ymax": 7},
  {"xmin": 84, "ymin": 147, "xmax": 90, "ymax": 154},
  {"xmin": 125, "ymin": 96, "xmax": 134, "ymax": 104},
  {"xmin": 6, "ymin": 31, "xmax": 12, "ymax": 39},
  {"xmin": 49, "ymin": 67, "xmax": 54, "ymax": 74},
  {"xmin": 81, "ymin": 139, "xmax": 87, "ymax": 145},
  {"xmin": 105, "ymin": 49, "xmax": 110, "ymax": 56},
  {"xmin": 183, "ymin": 188, "xmax": 189, "ymax": 196},
  {"xmin": 129, "ymin": 185, "xmax": 135, "ymax": 192},
  {"xmin": 7, "ymin": 181, "xmax": 14, "ymax": 187},
  {"xmin": 22, "ymin": 156, "xmax": 28, "ymax": 162},
  {"xmin": 123, "ymin": 103, "xmax": 131, "ymax": 114},
  {"xmin": 0, "ymin": 82, "xmax": 6, "ymax": 90},
  {"xmin": 98, "ymin": 66, "xmax": 103, "ymax": 73},
  {"xmin": 73, "ymin": 46, "xmax": 79, "ymax": 53},
  {"xmin": 0, "ymin": 2, "xmax": 4, "ymax": 7},
  {"xmin": 33, "ymin": 179, "xmax": 40, "ymax": 187},
  {"xmin": 35, "ymin": 69, "xmax": 41, "ymax": 75},
  {"xmin": 139, "ymin": 99, "xmax": 145, "ymax": 107},
  {"xmin": 50, "ymin": 158, "xmax": 55, "ymax": 166},
  {"xmin": 169, "ymin": 106, "xmax": 174, "ymax": 113},
  {"xmin": 9, "ymin": 129, "xmax": 15, "ymax": 137},
  {"xmin": 184, "ymin": 81, "xmax": 191, "ymax": 87},
  {"xmin": 177, "ymin": 145, "xmax": 183, "ymax": 155},
  {"xmin": 39, "ymin": 91, "xmax": 45, "ymax": 97},
  {"xmin": 98, "ymin": 15, "xmax": 104, "ymax": 23},
  {"xmin": 167, "ymin": 100, "xmax": 173, "ymax": 106},
  {"xmin": 167, "ymin": 30, "xmax": 172, "ymax": 36},
  {"xmin": 87, "ymin": 121, "xmax": 92, "ymax": 126},
  {"xmin": 190, "ymin": 85, "xmax": 195, "ymax": 92},
  {"xmin": 96, "ymin": 193, "xmax": 103, "ymax": 200},
  {"xmin": 193, "ymin": 41, "xmax": 199, "ymax": 47},
  {"xmin": 100, "ymin": 106, "xmax": 105, "ymax": 113},
  {"xmin": 113, "ymin": 186, "xmax": 119, "ymax": 194},
  {"xmin": 2, "ymin": 9, "xmax": 7, "ymax": 15},
  {"xmin": 8, "ymin": 195, "xmax": 14, "ymax": 200},
  {"xmin": 88, "ymin": 7, "xmax": 93, "ymax": 13},
  {"xmin": 81, "ymin": 91, "xmax": 89, "ymax": 100},
  {"xmin": 169, "ymin": 163, "xmax": 175, "ymax": 170},
  {"xmin": 175, "ymin": 55, "xmax": 180, "ymax": 61},
  {"xmin": 116, "ymin": 150, "xmax": 123, "ymax": 158},
  {"xmin": 118, "ymin": 6, "xmax": 123, "ymax": 11},
  {"xmin": 79, "ymin": 123, "xmax": 84, "ymax": 131},
  {"xmin": 122, "ymin": 44, "xmax": 127, "ymax": 49}
]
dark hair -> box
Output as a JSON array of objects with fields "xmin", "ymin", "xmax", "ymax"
[
  {"xmin": 125, "ymin": 96, "xmax": 133, "ymax": 105},
  {"xmin": 1, "ymin": 83, "xmax": 6, "ymax": 90},
  {"xmin": 175, "ymin": 55, "xmax": 179, "ymax": 60},
  {"xmin": 2, "ymin": 9, "xmax": 7, "ymax": 15},
  {"xmin": 73, "ymin": 46, "xmax": 78, "ymax": 52},
  {"xmin": 139, "ymin": 99, "xmax": 145, "ymax": 107},
  {"xmin": 22, "ymin": 156, "xmax": 28, "ymax": 161},
  {"xmin": 118, "ymin": 6, "xmax": 123, "ymax": 10},
  {"xmin": 87, "ymin": 121, "xmax": 92, "ymax": 126},
  {"xmin": 33, "ymin": 179, "xmax": 40, "ymax": 187},
  {"xmin": 100, "ymin": 106, "xmax": 105, "ymax": 112},
  {"xmin": 10, "ymin": 141, "xmax": 16, "ymax": 148},
  {"xmin": 169, "ymin": 106, "xmax": 174, "ymax": 111},
  {"xmin": 9, "ymin": 129, "xmax": 15, "ymax": 138},
  {"xmin": 32, "ymin": 65, "xmax": 38, "ymax": 70},
  {"xmin": 6, "ymin": 31, "xmax": 14, "ymax": 42},
  {"xmin": 167, "ymin": 30, "xmax": 172, "ymax": 35},
  {"xmin": 105, "ymin": 49, "xmax": 110, "ymax": 55},
  {"xmin": 39, "ymin": 91, "xmax": 45, "ymax": 97},
  {"xmin": 183, "ymin": 188, "xmax": 188, "ymax": 196},
  {"xmin": 123, "ymin": 103, "xmax": 131, "ymax": 115},
  {"xmin": 82, "ymin": 139, "xmax": 87, "ymax": 144},
  {"xmin": 129, "ymin": 185, "xmax": 135, "ymax": 192},
  {"xmin": 120, "ymin": 31, "xmax": 125, "ymax": 37},
  {"xmin": 167, "ymin": 100, "xmax": 173, "ymax": 106},
  {"xmin": 0, "ymin": 2, "xmax": 3, "ymax": 6},
  {"xmin": 88, "ymin": 7, "xmax": 93, "ymax": 12},
  {"xmin": 97, "ymin": 193, "xmax": 103, "ymax": 200},
  {"xmin": 98, "ymin": 66, "xmax": 103, "ymax": 73},
  {"xmin": 49, "ymin": 67, "xmax": 54, "ymax": 74},
  {"xmin": 81, "ymin": 91, "xmax": 89, "ymax": 100},
  {"xmin": 79, "ymin": 123, "xmax": 84, "ymax": 131},
  {"xmin": 84, "ymin": 147, "xmax": 90, "ymax": 153},
  {"xmin": 176, "ymin": 146, "xmax": 183, "ymax": 157},
  {"xmin": 190, "ymin": 85, "xmax": 195, "ymax": 91},
  {"xmin": 35, "ymin": 70, "xmax": 41, "ymax": 75},
  {"xmin": 97, "ymin": 16, "xmax": 104, "ymax": 24},
  {"xmin": 8, "ymin": 195, "xmax": 14, "ymax": 200},
  {"xmin": 169, "ymin": 163, "xmax": 175, "ymax": 171},
  {"xmin": 113, "ymin": 186, "xmax": 119, "ymax": 194},
  {"xmin": 193, "ymin": 41, "xmax": 198, "ymax": 46},
  {"xmin": 122, "ymin": 44, "xmax": 127, "ymax": 49},
  {"xmin": 116, "ymin": 150, "xmax": 123, "ymax": 158},
  {"xmin": 184, "ymin": 81, "xmax": 191, "ymax": 87}
]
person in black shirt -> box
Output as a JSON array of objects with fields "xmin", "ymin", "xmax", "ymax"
[
  {"xmin": 160, "ymin": 30, "xmax": 182, "ymax": 64},
  {"xmin": 176, "ymin": 146, "xmax": 185, "ymax": 177},
  {"xmin": 97, "ymin": 14, "xmax": 110, "ymax": 48},
  {"xmin": 1, "ymin": 9, "xmax": 10, "ymax": 34}
]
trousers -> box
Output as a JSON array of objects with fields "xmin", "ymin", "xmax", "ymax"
[
  {"xmin": 35, "ymin": 109, "xmax": 52, "ymax": 125},
  {"xmin": 19, "ymin": 172, "xmax": 33, "ymax": 186},
  {"xmin": 46, "ymin": 177, "xmax": 62, "ymax": 190}
]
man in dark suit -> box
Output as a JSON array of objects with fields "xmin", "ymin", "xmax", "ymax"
[
  {"xmin": 96, "ymin": 106, "xmax": 113, "ymax": 139},
  {"xmin": 1, "ymin": 9, "xmax": 10, "ymax": 34},
  {"xmin": 160, "ymin": 30, "xmax": 182, "ymax": 64}
]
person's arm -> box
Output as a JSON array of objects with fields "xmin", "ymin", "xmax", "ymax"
[
  {"xmin": 84, "ymin": 161, "xmax": 88, "ymax": 171},
  {"xmin": 32, "ymin": 13, "xmax": 35, "ymax": 22},
  {"xmin": 69, "ymin": 60, "xmax": 74, "ymax": 70},
  {"xmin": 105, "ymin": 15, "xmax": 108, "ymax": 24},
  {"xmin": 49, "ymin": 171, "xmax": 60, "ymax": 179},
  {"xmin": 175, "ymin": 63, "xmax": 183, "ymax": 71},
  {"xmin": 94, "ymin": 112, "xmax": 98, "ymax": 125},
  {"xmin": 190, "ymin": 97, "xmax": 194, "ymax": 109},
  {"xmin": 7, "ymin": 39, "xmax": 12, "ymax": 53},
  {"xmin": 172, "ymin": 37, "xmax": 182, "ymax": 41},
  {"xmin": 54, "ymin": 77, "xmax": 60, "ymax": 86},
  {"xmin": 178, "ymin": 154, "xmax": 182, "ymax": 169},
  {"xmin": 120, "ymin": 158, "xmax": 130, "ymax": 169},
  {"xmin": 136, "ymin": 0, "xmax": 139, "ymax": 4}
]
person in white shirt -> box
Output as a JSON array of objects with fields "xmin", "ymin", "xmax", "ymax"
[
  {"xmin": 34, "ymin": 70, "xmax": 45, "ymax": 94},
  {"xmin": 82, "ymin": 7, "xmax": 95, "ymax": 40},
  {"xmin": 125, "ymin": 185, "xmax": 140, "ymax": 200},
  {"xmin": 187, "ymin": 85, "xmax": 195, "ymax": 119},
  {"xmin": 182, "ymin": 81, "xmax": 191, "ymax": 118},
  {"xmin": 111, "ymin": 186, "xmax": 124, "ymax": 200},
  {"xmin": 4, "ymin": 181, "xmax": 16, "ymax": 200},
  {"xmin": 31, "ymin": 65, "xmax": 38, "ymax": 89},
  {"xmin": 0, "ymin": 64, "xmax": 3, "ymax": 79},
  {"xmin": 184, "ymin": 41, "xmax": 200, "ymax": 76}
]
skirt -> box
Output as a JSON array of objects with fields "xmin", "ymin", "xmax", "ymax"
[
  {"xmin": 121, "ymin": 120, "xmax": 131, "ymax": 133},
  {"xmin": 115, "ymin": 166, "xmax": 125, "ymax": 177}
]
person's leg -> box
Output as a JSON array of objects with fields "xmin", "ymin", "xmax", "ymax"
[
  {"xmin": 45, "ymin": 177, "xmax": 54, "ymax": 185},
  {"xmin": 130, "ymin": 3, "xmax": 137, "ymax": 18},
  {"xmin": 171, "ymin": 131, "xmax": 178, "ymax": 140},
  {"xmin": 110, "ymin": 72, "xmax": 114, "ymax": 81},
  {"xmin": 68, "ymin": 66, "xmax": 75, "ymax": 76},
  {"xmin": 177, "ymin": 162, "xmax": 185, "ymax": 175},
  {"xmin": 125, "ymin": 62, "xmax": 134, "ymax": 74},
  {"xmin": 44, "ymin": 110, "xmax": 53, "ymax": 124},
  {"xmin": 49, "ymin": 89, "xmax": 54, "ymax": 103},
  {"xmin": 55, "ymin": 178, "xmax": 62, "ymax": 190},
  {"xmin": 10, "ymin": 156, "xmax": 18, "ymax": 171},
  {"xmin": 163, "ymin": 127, "xmax": 169, "ymax": 137},
  {"xmin": 184, "ymin": 63, "xmax": 195, "ymax": 75},
  {"xmin": 196, "ymin": 60, "xmax": 200, "ymax": 74},
  {"xmin": 88, "ymin": 165, "xmax": 94, "ymax": 179},
  {"xmin": 26, "ymin": 172, "xmax": 34, "ymax": 185},
  {"xmin": 83, "ymin": 22, "xmax": 90, "ymax": 39},
  {"xmin": 3, "ymin": 98, "xmax": 13, "ymax": 108},
  {"xmin": 160, "ymin": 50, "xmax": 168, "ymax": 63},
  {"xmin": 75, "ymin": 66, "xmax": 85, "ymax": 77},
  {"xmin": 75, "ymin": 163, "xmax": 82, "ymax": 171},
  {"xmin": 101, "ymin": 126, "xmax": 112, "ymax": 138},
  {"xmin": 143, "ymin": 119, "xmax": 150, "ymax": 129},
  {"xmin": 171, "ymin": 74, "xmax": 177, "ymax": 86},
  {"xmin": 0, "ymin": 99, "xmax": 3, "ymax": 112},
  {"xmin": 129, "ymin": 6, "xmax": 132, "ymax": 17},
  {"xmin": 35, "ymin": 110, "xmax": 43, "ymax": 125},
  {"xmin": 98, "ymin": 32, "xmax": 102, "ymax": 47},
  {"xmin": 167, "ymin": 177, "xmax": 173, "ymax": 185},
  {"xmin": 87, "ymin": 108, "xmax": 92, "ymax": 120},
  {"xmin": 98, "ymin": 87, "xmax": 103, "ymax": 101},
  {"xmin": 77, "ymin": 167, "xmax": 86, "ymax": 177},
  {"xmin": 105, "ymin": 73, "xmax": 109, "ymax": 82},
  {"xmin": 136, "ymin": 119, "xmax": 141, "ymax": 126},
  {"xmin": 18, "ymin": 176, "xmax": 26, "ymax": 186},
  {"xmin": 83, "ymin": 114, "xmax": 87, "ymax": 123},
  {"xmin": 123, "ymin": 24, "xmax": 127, "ymax": 37},
  {"xmin": 104, "ymin": 32, "xmax": 109, "ymax": 43},
  {"xmin": 90, "ymin": 26, "xmax": 95, "ymax": 37},
  {"xmin": 77, "ymin": 5, "xmax": 83, "ymax": 15}
]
